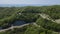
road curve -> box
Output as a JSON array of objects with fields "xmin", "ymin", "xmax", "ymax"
[
  {"xmin": 39, "ymin": 13, "xmax": 56, "ymax": 22},
  {"xmin": 0, "ymin": 23, "xmax": 30, "ymax": 32}
]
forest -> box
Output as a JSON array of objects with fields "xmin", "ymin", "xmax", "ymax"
[{"xmin": 0, "ymin": 5, "xmax": 60, "ymax": 34}]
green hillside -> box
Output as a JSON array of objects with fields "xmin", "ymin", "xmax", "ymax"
[{"xmin": 0, "ymin": 5, "xmax": 60, "ymax": 34}]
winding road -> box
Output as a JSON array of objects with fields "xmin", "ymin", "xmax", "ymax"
[
  {"xmin": 0, "ymin": 23, "xmax": 30, "ymax": 32},
  {"xmin": 39, "ymin": 13, "xmax": 56, "ymax": 23},
  {"xmin": 0, "ymin": 13, "xmax": 60, "ymax": 32},
  {"xmin": 0, "ymin": 23, "xmax": 39, "ymax": 32},
  {"xmin": 39, "ymin": 13, "xmax": 60, "ymax": 23}
]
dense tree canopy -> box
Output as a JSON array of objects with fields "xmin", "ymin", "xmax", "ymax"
[{"xmin": 0, "ymin": 5, "xmax": 60, "ymax": 34}]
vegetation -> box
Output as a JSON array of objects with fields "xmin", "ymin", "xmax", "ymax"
[{"xmin": 0, "ymin": 5, "xmax": 60, "ymax": 34}]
